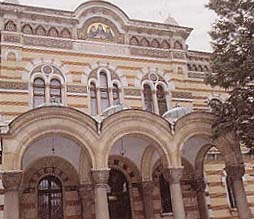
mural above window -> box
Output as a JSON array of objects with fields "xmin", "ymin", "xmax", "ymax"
[{"xmin": 87, "ymin": 23, "xmax": 115, "ymax": 41}]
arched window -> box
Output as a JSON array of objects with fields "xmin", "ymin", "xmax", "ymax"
[
  {"xmin": 90, "ymin": 82, "xmax": 98, "ymax": 115},
  {"xmin": 38, "ymin": 176, "xmax": 63, "ymax": 219},
  {"xmin": 113, "ymin": 84, "xmax": 120, "ymax": 105},
  {"xmin": 33, "ymin": 78, "xmax": 46, "ymax": 107},
  {"xmin": 157, "ymin": 85, "xmax": 167, "ymax": 116},
  {"xmin": 50, "ymin": 79, "xmax": 62, "ymax": 103},
  {"xmin": 159, "ymin": 174, "xmax": 173, "ymax": 213},
  {"xmin": 143, "ymin": 84, "xmax": 154, "ymax": 112},
  {"xmin": 100, "ymin": 72, "xmax": 110, "ymax": 112}
]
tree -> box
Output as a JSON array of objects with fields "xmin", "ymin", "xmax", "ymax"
[{"xmin": 206, "ymin": 0, "xmax": 254, "ymax": 148}]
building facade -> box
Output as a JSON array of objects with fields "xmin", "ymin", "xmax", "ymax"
[{"xmin": 0, "ymin": 1, "xmax": 253, "ymax": 219}]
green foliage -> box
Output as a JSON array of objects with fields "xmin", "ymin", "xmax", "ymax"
[{"xmin": 206, "ymin": 0, "xmax": 254, "ymax": 147}]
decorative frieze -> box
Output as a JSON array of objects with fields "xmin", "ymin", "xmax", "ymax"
[
  {"xmin": 2, "ymin": 34, "xmax": 21, "ymax": 43},
  {"xmin": 124, "ymin": 88, "xmax": 141, "ymax": 97},
  {"xmin": 188, "ymin": 72, "xmax": 206, "ymax": 79},
  {"xmin": 172, "ymin": 91, "xmax": 192, "ymax": 99},
  {"xmin": 130, "ymin": 47, "xmax": 172, "ymax": 59},
  {"xmin": 0, "ymin": 81, "xmax": 28, "ymax": 90},
  {"xmin": 67, "ymin": 85, "xmax": 87, "ymax": 94},
  {"xmin": 173, "ymin": 51, "xmax": 186, "ymax": 60},
  {"xmin": 24, "ymin": 36, "xmax": 73, "ymax": 49}
]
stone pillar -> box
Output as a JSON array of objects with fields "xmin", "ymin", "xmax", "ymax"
[
  {"xmin": 163, "ymin": 168, "xmax": 186, "ymax": 219},
  {"xmin": 192, "ymin": 177, "xmax": 210, "ymax": 219},
  {"xmin": 142, "ymin": 181, "xmax": 154, "ymax": 219},
  {"xmin": 79, "ymin": 184, "xmax": 94, "ymax": 219},
  {"xmin": 92, "ymin": 169, "xmax": 110, "ymax": 219},
  {"xmin": 1, "ymin": 170, "xmax": 23, "ymax": 219},
  {"xmin": 225, "ymin": 165, "xmax": 251, "ymax": 219}
]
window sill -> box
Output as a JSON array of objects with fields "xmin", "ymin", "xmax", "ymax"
[{"xmin": 161, "ymin": 212, "xmax": 173, "ymax": 217}]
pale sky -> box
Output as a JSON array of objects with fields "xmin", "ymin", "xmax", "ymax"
[{"xmin": 7, "ymin": 0, "xmax": 217, "ymax": 52}]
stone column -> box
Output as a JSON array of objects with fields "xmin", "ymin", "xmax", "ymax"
[
  {"xmin": 79, "ymin": 184, "xmax": 94, "ymax": 219},
  {"xmin": 192, "ymin": 177, "xmax": 210, "ymax": 219},
  {"xmin": 163, "ymin": 168, "xmax": 186, "ymax": 219},
  {"xmin": 1, "ymin": 170, "xmax": 23, "ymax": 219},
  {"xmin": 142, "ymin": 181, "xmax": 154, "ymax": 219},
  {"xmin": 225, "ymin": 165, "xmax": 251, "ymax": 219},
  {"xmin": 92, "ymin": 169, "xmax": 110, "ymax": 219}
]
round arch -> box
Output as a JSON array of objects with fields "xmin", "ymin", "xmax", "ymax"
[
  {"xmin": 174, "ymin": 112, "xmax": 241, "ymax": 167},
  {"xmin": 99, "ymin": 110, "xmax": 173, "ymax": 169},
  {"xmin": 4, "ymin": 106, "xmax": 98, "ymax": 169}
]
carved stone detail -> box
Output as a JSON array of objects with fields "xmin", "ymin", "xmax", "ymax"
[
  {"xmin": 24, "ymin": 36, "xmax": 73, "ymax": 49},
  {"xmin": 1, "ymin": 171, "xmax": 23, "ymax": 191},
  {"xmin": 130, "ymin": 47, "xmax": 172, "ymax": 59},
  {"xmin": 172, "ymin": 91, "xmax": 192, "ymax": 99},
  {"xmin": 225, "ymin": 164, "xmax": 245, "ymax": 181},
  {"xmin": 67, "ymin": 85, "xmax": 87, "ymax": 94},
  {"xmin": 163, "ymin": 168, "xmax": 183, "ymax": 184},
  {"xmin": 0, "ymin": 81, "xmax": 28, "ymax": 90},
  {"xmin": 92, "ymin": 169, "xmax": 110, "ymax": 185},
  {"xmin": 124, "ymin": 88, "xmax": 141, "ymax": 97},
  {"xmin": 3, "ymin": 34, "xmax": 21, "ymax": 43},
  {"xmin": 142, "ymin": 181, "xmax": 154, "ymax": 195}
]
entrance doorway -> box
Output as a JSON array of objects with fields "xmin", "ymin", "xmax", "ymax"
[{"xmin": 108, "ymin": 169, "xmax": 132, "ymax": 219}]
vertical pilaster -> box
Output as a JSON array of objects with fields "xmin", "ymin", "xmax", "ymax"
[
  {"xmin": 192, "ymin": 177, "xmax": 210, "ymax": 219},
  {"xmin": 1, "ymin": 171, "xmax": 23, "ymax": 219},
  {"xmin": 79, "ymin": 184, "xmax": 94, "ymax": 219},
  {"xmin": 142, "ymin": 181, "xmax": 154, "ymax": 219},
  {"xmin": 92, "ymin": 169, "xmax": 110, "ymax": 219},
  {"xmin": 163, "ymin": 168, "xmax": 186, "ymax": 219},
  {"xmin": 225, "ymin": 165, "xmax": 251, "ymax": 219}
]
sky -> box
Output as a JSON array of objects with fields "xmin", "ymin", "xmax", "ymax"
[{"xmin": 8, "ymin": 0, "xmax": 217, "ymax": 52}]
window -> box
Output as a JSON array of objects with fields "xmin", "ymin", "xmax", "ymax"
[
  {"xmin": 88, "ymin": 69, "xmax": 122, "ymax": 115},
  {"xmin": 157, "ymin": 85, "xmax": 167, "ymax": 116},
  {"xmin": 100, "ymin": 72, "xmax": 110, "ymax": 111},
  {"xmin": 50, "ymin": 79, "xmax": 62, "ymax": 103},
  {"xmin": 33, "ymin": 78, "xmax": 46, "ymax": 107},
  {"xmin": 113, "ymin": 84, "xmax": 120, "ymax": 105},
  {"xmin": 143, "ymin": 84, "xmax": 154, "ymax": 112},
  {"xmin": 159, "ymin": 174, "xmax": 173, "ymax": 213},
  {"xmin": 38, "ymin": 175, "xmax": 63, "ymax": 219},
  {"xmin": 90, "ymin": 82, "xmax": 98, "ymax": 115},
  {"xmin": 31, "ymin": 64, "xmax": 65, "ymax": 108}
]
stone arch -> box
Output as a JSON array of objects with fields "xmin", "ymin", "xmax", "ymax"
[
  {"xmin": 161, "ymin": 40, "xmax": 170, "ymax": 49},
  {"xmin": 48, "ymin": 26, "xmax": 59, "ymax": 37},
  {"xmin": 4, "ymin": 20, "xmax": 17, "ymax": 31},
  {"xmin": 35, "ymin": 25, "xmax": 47, "ymax": 36},
  {"xmin": 109, "ymin": 155, "xmax": 141, "ymax": 183},
  {"xmin": 22, "ymin": 24, "xmax": 33, "ymax": 34},
  {"xmin": 140, "ymin": 37, "xmax": 150, "ymax": 47},
  {"xmin": 60, "ymin": 27, "xmax": 71, "ymax": 38},
  {"xmin": 74, "ymin": 1, "xmax": 129, "ymax": 25},
  {"xmin": 22, "ymin": 156, "xmax": 80, "ymax": 190},
  {"xmin": 99, "ymin": 110, "xmax": 173, "ymax": 169},
  {"xmin": 129, "ymin": 36, "xmax": 139, "ymax": 46},
  {"xmin": 20, "ymin": 156, "xmax": 81, "ymax": 219},
  {"xmin": 4, "ymin": 106, "xmax": 98, "ymax": 170},
  {"xmin": 174, "ymin": 112, "xmax": 241, "ymax": 167}
]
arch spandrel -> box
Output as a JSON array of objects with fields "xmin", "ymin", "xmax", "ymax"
[
  {"xmin": 5, "ymin": 106, "xmax": 98, "ymax": 170},
  {"xmin": 99, "ymin": 110, "xmax": 174, "ymax": 169}
]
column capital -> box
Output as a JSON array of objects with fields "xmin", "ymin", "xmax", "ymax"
[
  {"xmin": 225, "ymin": 164, "xmax": 245, "ymax": 180},
  {"xmin": 92, "ymin": 169, "xmax": 110, "ymax": 185},
  {"xmin": 142, "ymin": 181, "xmax": 154, "ymax": 194},
  {"xmin": 1, "ymin": 170, "xmax": 23, "ymax": 191},
  {"xmin": 163, "ymin": 167, "xmax": 183, "ymax": 184}
]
